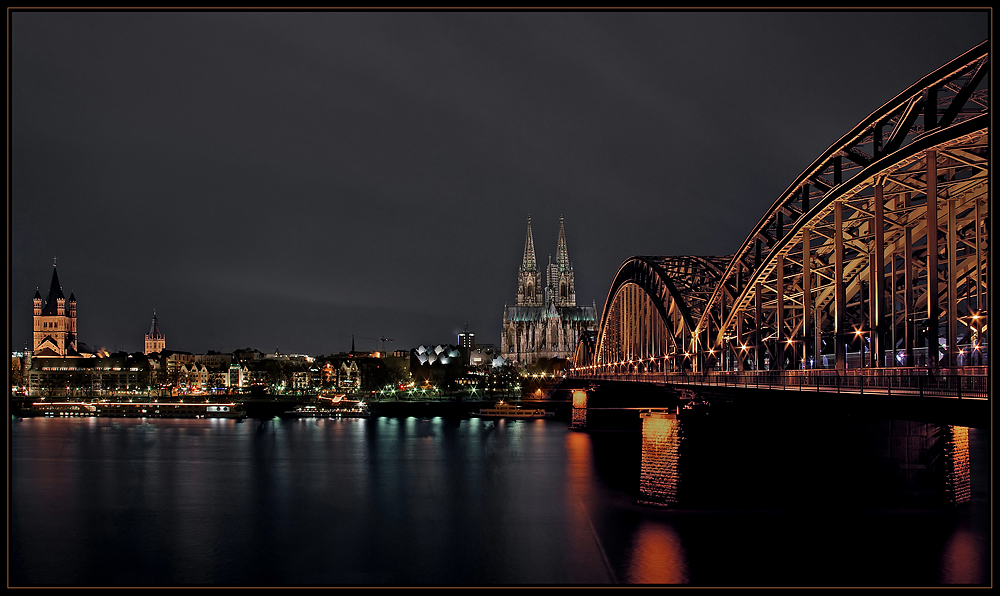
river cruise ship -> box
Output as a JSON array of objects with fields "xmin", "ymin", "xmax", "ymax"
[
  {"xmin": 25, "ymin": 401, "xmax": 244, "ymax": 419},
  {"xmin": 474, "ymin": 402, "xmax": 554, "ymax": 419},
  {"xmin": 282, "ymin": 395, "xmax": 371, "ymax": 418}
]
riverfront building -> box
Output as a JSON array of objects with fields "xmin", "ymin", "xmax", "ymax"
[
  {"xmin": 501, "ymin": 216, "xmax": 597, "ymax": 365},
  {"xmin": 144, "ymin": 311, "xmax": 166, "ymax": 355}
]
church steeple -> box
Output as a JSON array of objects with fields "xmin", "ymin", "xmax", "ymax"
[
  {"xmin": 516, "ymin": 216, "xmax": 543, "ymax": 306},
  {"xmin": 554, "ymin": 215, "xmax": 576, "ymax": 306},
  {"xmin": 556, "ymin": 215, "xmax": 571, "ymax": 272},
  {"xmin": 144, "ymin": 309, "xmax": 165, "ymax": 355},
  {"xmin": 148, "ymin": 310, "xmax": 163, "ymax": 339},
  {"xmin": 41, "ymin": 262, "xmax": 66, "ymax": 316},
  {"xmin": 521, "ymin": 216, "xmax": 537, "ymax": 273}
]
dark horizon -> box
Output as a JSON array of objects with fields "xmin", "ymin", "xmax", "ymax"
[{"xmin": 10, "ymin": 10, "xmax": 989, "ymax": 355}]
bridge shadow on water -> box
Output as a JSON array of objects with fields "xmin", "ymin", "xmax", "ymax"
[
  {"xmin": 574, "ymin": 383, "xmax": 984, "ymax": 512},
  {"xmin": 575, "ymin": 387, "xmax": 990, "ymax": 586}
]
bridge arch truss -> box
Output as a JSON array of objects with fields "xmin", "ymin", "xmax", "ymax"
[{"xmin": 575, "ymin": 41, "xmax": 988, "ymax": 377}]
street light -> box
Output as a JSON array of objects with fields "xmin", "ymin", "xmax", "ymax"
[{"xmin": 854, "ymin": 327, "xmax": 866, "ymax": 369}]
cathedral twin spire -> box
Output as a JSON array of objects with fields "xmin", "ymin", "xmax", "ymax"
[
  {"xmin": 517, "ymin": 216, "xmax": 542, "ymax": 306},
  {"xmin": 556, "ymin": 215, "xmax": 571, "ymax": 273},
  {"xmin": 521, "ymin": 215, "xmax": 538, "ymax": 274},
  {"xmin": 516, "ymin": 215, "xmax": 575, "ymax": 308}
]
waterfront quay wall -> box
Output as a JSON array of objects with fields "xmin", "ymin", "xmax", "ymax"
[{"xmin": 13, "ymin": 394, "xmax": 571, "ymax": 420}]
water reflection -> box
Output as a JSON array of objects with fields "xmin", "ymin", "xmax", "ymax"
[
  {"xmin": 10, "ymin": 413, "xmax": 990, "ymax": 586},
  {"xmin": 939, "ymin": 525, "xmax": 984, "ymax": 584},
  {"xmin": 564, "ymin": 429, "xmax": 617, "ymax": 583},
  {"xmin": 622, "ymin": 521, "xmax": 688, "ymax": 584}
]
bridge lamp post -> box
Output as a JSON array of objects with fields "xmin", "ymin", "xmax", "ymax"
[
  {"xmin": 785, "ymin": 338, "xmax": 796, "ymax": 370},
  {"xmin": 854, "ymin": 328, "xmax": 866, "ymax": 369},
  {"xmin": 721, "ymin": 335, "xmax": 732, "ymax": 372}
]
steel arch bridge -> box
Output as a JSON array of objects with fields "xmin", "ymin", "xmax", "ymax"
[{"xmin": 571, "ymin": 42, "xmax": 988, "ymax": 399}]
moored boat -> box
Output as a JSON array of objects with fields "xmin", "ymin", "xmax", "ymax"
[
  {"xmin": 473, "ymin": 401, "xmax": 554, "ymax": 419},
  {"xmin": 27, "ymin": 400, "xmax": 244, "ymax": 419},
  {"xmin": 282, "ymin": 396, "xmax": 371, "ymax": 418}
]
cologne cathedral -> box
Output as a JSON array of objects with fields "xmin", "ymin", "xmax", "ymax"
[{"xmin": 501, "ymin": 216, "xmax": 597, "ymax": 365}]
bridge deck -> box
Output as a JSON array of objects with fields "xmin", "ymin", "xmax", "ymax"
[{"xmin": 569, "ymin": 369, "xmax": 988, "ymax": 401}]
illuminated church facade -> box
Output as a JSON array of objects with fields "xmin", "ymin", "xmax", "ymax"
[
  {"xmin": 32, "ymin": 264, "xmax": 80, "ymax": 357},
  {"xmin": 501, "ymin": 216, "xmax": 597, "ymax": 365}
]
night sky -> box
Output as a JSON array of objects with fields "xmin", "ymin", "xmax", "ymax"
[{"xmin": 10, "ymin": 10, "xmax": 988, "ymax": 356}]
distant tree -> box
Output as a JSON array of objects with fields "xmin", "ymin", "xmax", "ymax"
[{"xmin": 11, "ymin": 358, "xmax": 25, "ymax": 390}]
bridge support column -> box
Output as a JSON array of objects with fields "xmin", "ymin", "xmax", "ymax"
[
  {"xmin": 944, "ymin": 426, "xmax": 972, "ymax": 506},
  {"xmin": 638, "ymin": 410, "xmax": 681, "ymax": 507},
  {"xmin": 903, "ymin": 192, "xmax": 915, "ymax": 366},
  {"xmin": 570, "ymin": 389, "xmax": 588, "ymax": 430},
  {"xmin": 835, "ymin": 201, "xmax": 847, "ymax": 371},
  {"xmin": 736, "ymin": 313, "xmax": 745, "ymax": 370},
  {"xmin": 872, "ymin": 181, "xmax": 886, "ymax": 368},
  {"xmin": 803, "ymin": 228, "xmax": 812, "ymax": 368},
  {"xmin": 947, "ymin": 196, "xmax": 958, "ymax": 368},
  {"xmin": 927, "ymin": 150, "xmax": 939, "ymax": 368},
  {"xmin": 755, "ymin": 282, "xmax": 764, "ymax": 370},
  {"xmin": 776, "ymin": 255, "xmax": 785, "ymax": 370}
]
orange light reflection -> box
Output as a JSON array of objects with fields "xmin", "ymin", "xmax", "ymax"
[{"xmin": 623, "ymin": 520, "xmax": 689, "ymax": 584}]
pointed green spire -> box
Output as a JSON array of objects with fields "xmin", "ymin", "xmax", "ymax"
[
  {"xmin": 521, "ymin": 215, "xmax": 537, "ymax": 272},
  {"xmin": 556, "ymin": 215, "xmax": 571, "ymax": 272}
]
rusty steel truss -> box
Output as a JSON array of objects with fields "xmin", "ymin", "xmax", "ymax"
[{"xmin": 574, "ymin": 41, "xmax": 988, "ymax": 380}]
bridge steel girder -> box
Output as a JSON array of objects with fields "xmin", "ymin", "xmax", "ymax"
[
  {"xmin": 585, "ymin": 256, "xmax": 729, "ymax": 375},
  {"xmin": 694, "ymin": 42, "xmax": 989, "ymax": 372},
  {"xmin": 571, "ymin": 41, "xmax": 989, "ymax": 381}
]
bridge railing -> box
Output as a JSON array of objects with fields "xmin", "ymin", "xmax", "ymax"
[{"xmin": 569, "ymin": 368, "xmax": 989, "ymax": 400}]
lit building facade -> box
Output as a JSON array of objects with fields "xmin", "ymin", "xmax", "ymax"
[
  {"xmin": 501, "ymin": 216, "xmax": 596, "ymax": 365},
  {"xmin": 458, "ymin": 325, "xmax": 476, "ymax": 350},
  {"xmin": 144, "ymin": 311, "xmax": 166, "ymax": 355},
  {"xmin": 32, "ymin": 264, "xmax": 79, "ymax": 357}
]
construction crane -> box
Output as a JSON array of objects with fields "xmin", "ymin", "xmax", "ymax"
[{"xmin": 359, "ymin": 336, "xmax": 394, "ymax": 355}]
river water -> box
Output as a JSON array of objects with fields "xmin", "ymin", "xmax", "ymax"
[{"xmin": 9, "ymin": 407, "xmax": 991, "ymax": 587}]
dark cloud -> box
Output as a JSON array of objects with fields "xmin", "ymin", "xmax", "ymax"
[{"xmin": 11, "ymin": 10, "xmax": 988, "ymax": 355}]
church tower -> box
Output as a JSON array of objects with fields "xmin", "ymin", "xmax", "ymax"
[
  {"xmin": 32, "ymin": 262, "xmax": 78, "ymax": 357},
  {"xmin": 516, "ymin": 216, "xmax": 542, "ymax": 306},
  {"xmin": 501, "ymin": 216, "xmax": 595, "ymax": 365},
  {"xmin": 144, "ymin": 310, "xmax": 166, "ymax": 355},
  {"xmin": 553, "ymin": 215, "xmax": 576, "ymax": 307}
]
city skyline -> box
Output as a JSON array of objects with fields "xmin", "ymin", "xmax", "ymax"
[{"xmin": 11, "ymin": 10, "xmax": 988, "ymax": 355}]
